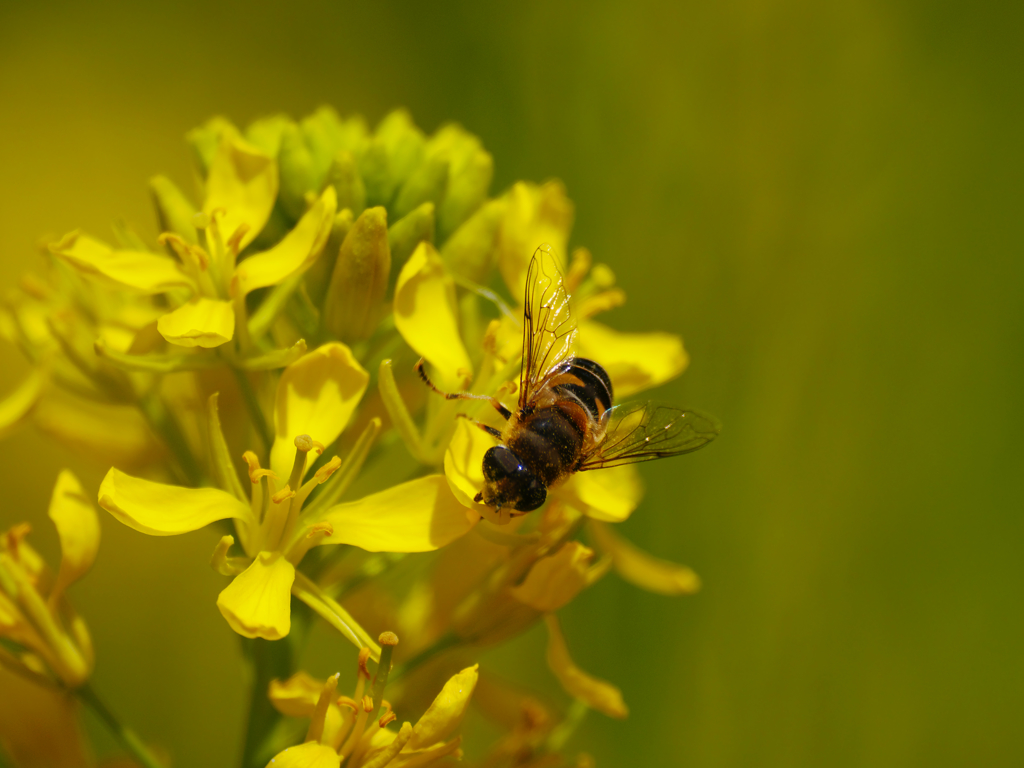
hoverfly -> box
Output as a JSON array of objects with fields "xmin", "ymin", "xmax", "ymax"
[{"xmin": 416, "ymin": 245, "xmax": 720, "ymax": 518}]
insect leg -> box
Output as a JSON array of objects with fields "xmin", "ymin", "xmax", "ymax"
[
  {"xmin": 414, "ymin": 358, "xmax": 512, "ymax": 419},
  {"xmin": 455, "ymin": 413, "xmax": 502, "ymax": 440}
]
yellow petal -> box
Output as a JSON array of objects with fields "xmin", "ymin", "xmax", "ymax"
[
  {"xmin": 497, "ymin": 180, "xmax": 574, "ymax": 298},
  {"xmin": 156, "ymin": 297, "xmax": 235, "ymax": 348},
  {"xmin": 217, "ymin": 551, "xmax": 295, "ymax": 640},
  {"xmin": 270, "ymin": 343, "xmax": 369, "ymax": 480},
  {"xmin": 588, "ymin": 520, "xmax": 700, "ymax": 595},
  {"xmin": 555, "ymin": 463, "xmax": 644, "ymax": 523},
  {"xmin": 544, "ymin": 614, "xmax": 627, "ymax": 719},
  {"xmin": 508, "ymin": 542, "xmax": 593, "ymax": 612},
  {"xmin": 0, "ymin": 369, "xmax": 43, "ymax": 439},
  {"xmin": 204, "ymin": 138, "xmax": 278, "ymax": 252},
  {"xmin": 50, "ymin": 230, "xmax": 193, "ymax": 294},
  {"xmin": 98, "ymin": 467, "xmax": 251, "ymax": 536},
  {"xmin": 407, "ymin": 665, "xmax": 478, "ymax": 750},
  {"xmin": 47, "ymin": 470, "xmax": 100, "ymax": 599},
  {"xmin": 264, "ymin": 741, "xmax": 340, "ymax": 768},
  {"xmin": 315, "ymin": 475, "xmax": 476, "ymax": 553},
  {"xmin": 442, "ymin": 418, "xmax": 492, "ymax": 508},
  {"xmin": 268, "ymin": 671, "xmax": 325, "ymax": 717},
  {"xmin": 576, "ymin": 320, "xmax": 688, "ymax": 398},
  {"xmin": 232, "ymin": 186, "xmax": 337, "ymax": 296},
  {"xmin": 393, "ymin": 241, "xmax": 471, "ymax": 390}
]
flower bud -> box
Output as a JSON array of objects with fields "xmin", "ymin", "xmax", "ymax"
[
  {"xmin": 323, "ymin": 207, "xmax": 391, "ymax": 342},
  {"xmin": 306, "ymin": 208, "xmax": 354, "ymax": 307},
  {"xmin": 361, "ymin": 110, "xmax": 426, "ymax": 208},
  {"xmin": 429, "ymin": 124, "xmax": 494, "ymax": 241},
  {"xmin": 388, "ymin": 201, "xmax": 435, "ymax": 273},
  {"xmin": 393, "ymin": 154, "xmax": 448, "ymax": 220},
  {"xmin": 278, "ymin": 121, "xmax": 317, "ymax": 221},
  {"xmin": 185, "ymin": 116, "xmax": 240, "ymax": 178},
  {"xmin": 244, "ymin": 112, "xmax": 291, "ymax": 157},
  {"xmin": 323, "ymin": 149, "xmax": 366, "ymax": 216},
  {"xmin": 440, "ymin": 198, "xmax": 505, "ymax": 282}
]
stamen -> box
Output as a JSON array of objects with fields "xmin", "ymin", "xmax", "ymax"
[
  {"xmin": 242, "ymin": 451, "xmax": 276, "ymax": 484},
  {"xmin": 227, "ymin": 223, "xmax": 250, "ymax": 256},
  {"xmin": 378, "ymin": 711, "xmax": 397, "ymax": 728},
  {"xmin": 336, "ymin": 696, "xmax": 359, "ymax": 711},
  {"xmin": 271, "ymin": 485, "xmax": 294, "ymax": 505},
  {"xmin": 288, "ymin": 435, "xmax": 314, "ymax": 494},
  {"xmin": 565, "ymin": 247, "xmax": 592, "ymax": 293},
  {"xmin": 357, "ymin": 647, "xmax": 372, "ymax": 680},
  {"xmin": 361, "ymin": 695, "xmax": 374, "ymax": 712},
  {"xmin": 293, "ymin": 456, "xmax": 342, "ymax": 512}
]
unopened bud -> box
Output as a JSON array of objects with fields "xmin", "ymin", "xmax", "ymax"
[
  {"xmin": 393, "ymin": 149, "xmax": 449, "ymax": 221},
  {"xmin": 278, "ymin": 122, "xmax": 317, "ymax": 221},
  {"xmin": 323, "ymin": 149, "xmax": 366, "ymax": 216},
  {"xmin": 323, "ymin": 206, "xmax": 391, "ymax": 342},
  {"xmin": 388, "ymin": 202, "xmax": 435, "ymax": 272},
  {"xmin": 429, "ymin": 124, "xmax": 493, "ymax": 240},
  {"xmin": 440, "ymin": 198, "xmax": 505, "ymax": 282}
]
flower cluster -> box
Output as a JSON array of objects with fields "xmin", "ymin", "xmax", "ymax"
[{"xmin": 0, "ymin": 105, "xmax": 707, "ymax": 768}]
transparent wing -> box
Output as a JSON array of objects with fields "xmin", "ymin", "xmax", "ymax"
[
  {"xmin": 519, "ymin": 245, "xmax": 578, "ymax": 408},
  {"xmin": 579, "ymin": 401, "xmax": 721, "ymax": 470}
]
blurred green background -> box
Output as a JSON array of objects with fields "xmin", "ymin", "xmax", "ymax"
[{"xmin": 1, "ymin": 1, "xmax": 1022, "ymax": 766}]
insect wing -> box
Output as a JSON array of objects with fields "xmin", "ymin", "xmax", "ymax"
[
  {"xmin": 579, "ymin": 401, "xmax": 721, "ymax": 470},
  {"xmin": 519, "ymin": 246, "xmax": 578, "ymax": 408}
]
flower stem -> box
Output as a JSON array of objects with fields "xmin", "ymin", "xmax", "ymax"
[
  {"xmin": 76, "ymin": 682, "xmax": 163, "ymax": 768},
  {"xmin": 389, "ymin": 632, "xmax": 461, "ymax": 682},
  {"xmin": 231, "ymin": 366, "xmax": 273, "ymax": 450}
]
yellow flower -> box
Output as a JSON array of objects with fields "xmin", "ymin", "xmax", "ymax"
[
  {"xmin": 0, "ymin": 471, "xmax": 98, "ymax": 688},
  {"xmin": 50, "ymin": 165, "xmax": 335, "ymax": 353},
  {"xmin": 267, "ymin": 640, "xmax": 477, "ymax": 768},
  {"xmin": 98, "ymin": 344, "xmax": 476, "ymax": 644}
]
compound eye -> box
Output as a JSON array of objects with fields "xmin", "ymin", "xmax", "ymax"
[
  {"xmin": 516, "ymin": 475, "xmax": 547, "ymax": 512},
  {"xmin": 482, "ymin": 446, "xmax": 524, "ymax": 482}
]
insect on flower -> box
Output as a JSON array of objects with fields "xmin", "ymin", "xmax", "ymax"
[{"xmin": 417, "ymin": 245, "xmax": 721, "ymax": 517}]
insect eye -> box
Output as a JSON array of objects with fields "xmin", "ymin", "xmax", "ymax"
[
  {"xmin": 482, "ymin": 446, "xmax": 524, "ymax": 482},
  {"xmin": 516, "ymin": 475, "xmax": 547, "ymax": 512}
]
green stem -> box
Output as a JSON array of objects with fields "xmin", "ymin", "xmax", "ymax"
[
  {"xmin": 545, "ymin": 699, "xmax": 589, "ymax": 753},
  {"xmin": 137, "ymin": 393, "xmax": 201, "ymax": 486},
  {"xmin": 239, "ymin": 601, "xmax": 310, "ymax": 768},
  {"xmin": 389, "ymin": 632, "xmax": 461, "ymax": 683},
  {"xmin": 231, "ymin": 366, "xmax": 273, "ymax": 451},
  {"xmin": 77, "ymin": 683, "xmax": 163, "ymax": 768}
]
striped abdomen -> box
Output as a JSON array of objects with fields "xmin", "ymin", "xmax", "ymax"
[
  {"xmin": 508, "ymin": 358, "xmax": 614, "ymax": 485},
  {"xmin": 555, "ymin": 358, "xmax": 614, "ymax": 420}
]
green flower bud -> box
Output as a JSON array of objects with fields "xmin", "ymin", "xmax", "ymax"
[
  {"xmin": 300, "ymin": 106, "xmax": 347, "ymax": 184},
  {"xmin": 323, "ymin": 207, "xmax": 390, "ymax": 342},
  {"xmin": 149, "ymin": 175, "xmax": 198, "ymax": 244},
  {"xmin": 185, "ymin": 116, "xmax": 240, "ymax": 178},
  {"xmin": 440, "ymin": 198, "xmax": 506, "ymax": 282},
  {"xmin": 278, "ymin": 122, "xmax": 317, "ymax": 221},
  {"xmin": 323, "ymin": 150, "xmax": 366, "ymax": 217},
  {"xmin": 245, "ymin": 113, "xmax": 292, "ymax": 157},
  {"xmin": 388, "ymin": 202, "xmax": 435, "ymax": 273},
  {"xmin": 393, "ymin": 154, "xmax": 448, "ymax": 220},
  {"xmin": 360, "ymin": 110, "xmax": 426, "ymax": 208},
  {"xmin": 438, "ymin": 147, "xmax": 493, "ymax": 243},
  {"xmin": 306, "ymin": 208, "xmax": 355, "ymax": 307}
]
